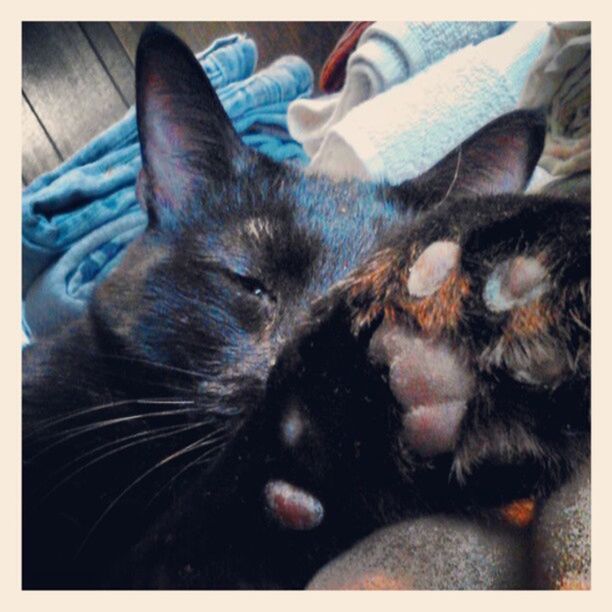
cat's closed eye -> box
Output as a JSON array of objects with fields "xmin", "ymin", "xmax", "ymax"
[{"xmin": 229, "ymin": 271, "xmax": 277, "ymax": 322}]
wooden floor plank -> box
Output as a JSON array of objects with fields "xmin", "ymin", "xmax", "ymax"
[
  {"xmin": 22, "ymin": 22, "xmax": 128, "ymax": 160},
  {"xmin": 80, "ymin": 22, "xmax": 136, "ymax": 107},
  {"xmin": 109, "ymin": 22, "xmax": 145, "ymax": 61},
  {"xmin": 22, "ymin": 94, "xmax": 62, "ymax": 185}
]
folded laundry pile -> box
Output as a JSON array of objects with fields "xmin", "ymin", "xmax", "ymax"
[
  {"xmin": 289, "ymin": 21, "xmax": 514, "ymax": 161},
  {"xmin": 288, "ymin": 21, "xmax": 549, "ymax": 184},
  {"xmin": 521, "ymin": 21, "xmax": 590, "ymax": 180},
  {"xmin": 22, "ymin": 34, "xmax": 313, "ymax": 340}
]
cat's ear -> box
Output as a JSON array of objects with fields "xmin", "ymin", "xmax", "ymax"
[
  {"xmin": 135, "ymin": 24, "xmax": 246, "ymax": 225},
  {"xmin": 409, "ymin": 110, "xmax": 545, "ymax": 199}
]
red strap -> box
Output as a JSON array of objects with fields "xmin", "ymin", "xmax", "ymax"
[{"xmin": 319, "ymin": 21, "xmax": 374, "ymax": 93}]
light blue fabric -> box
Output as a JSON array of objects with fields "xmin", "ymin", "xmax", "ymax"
[
  {"xmin": 22, "ymin": 34, "xmax": 313, "ymax": 340},
  {"xmin": 359, "ymin": 21, "xmax": 515, "ymax": 80},
  {"xmin": 24, "ymin": 211, "xmax": 148, "ymax": 338}
]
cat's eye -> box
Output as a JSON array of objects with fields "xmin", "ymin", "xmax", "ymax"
[
  {"xmin": 234, "ymin": 274, "xmax": 273, "ymax": 301},
  {"xmin": 229, "ymin": 272, "xmax": 277, "ymax": 322}
]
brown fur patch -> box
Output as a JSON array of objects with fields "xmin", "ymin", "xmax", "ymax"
[
  {"xmin": 557, "ymin": 576, "xmax": 591, "ymax": 590},
  {"xmin": 504, "ymin": 299, "xmax": 556, "ymax": 340},
  {"xmin": 345, "ymin": 248, "xmax": 402, "ymax": 332},
  {"xmin": 346, "ymin": 244, "xmax": 469, "ymax": 336},
  {"xmin": 400, "ymin": 269, "xmax": 470, "ymax": 335},
  {"xmin": 346, "ymin": 248, "xmax": 402, "ymax": 302}
]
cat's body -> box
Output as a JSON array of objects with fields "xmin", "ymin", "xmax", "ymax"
[{"xmin": 22, "ymin": 26, "xmax": 590, "ymax": 589}]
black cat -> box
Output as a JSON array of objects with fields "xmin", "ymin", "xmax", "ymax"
[{"xmin": 22, "ymin": 25, "xmax": 590, "ymax": 589}]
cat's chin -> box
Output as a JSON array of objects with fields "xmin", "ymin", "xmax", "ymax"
[{"xmin": 368, "ymin": 320, "xmax": 474, "ymax": 457}]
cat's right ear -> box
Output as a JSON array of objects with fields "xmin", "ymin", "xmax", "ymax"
[
  {"xmin": 135, "ymin": 24, "xmax": 246, "ymax": 226},
  {"xmin": 401, "ymin": 110, "xmax": 546, "ymax": 204}
]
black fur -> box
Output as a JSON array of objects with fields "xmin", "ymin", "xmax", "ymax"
[{"xmin": 22, "ymin": 25, "xmax": 590, "ymax": 589}]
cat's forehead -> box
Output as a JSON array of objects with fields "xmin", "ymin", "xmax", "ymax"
[
  {"xmin": 215, "ymin": 213, "xmax": 291, "ymax": 253},
  {"xmin": 176, "ymin": 171, "xmax": 405, "ymax": 289},
  {"xmin": 240, "ymin": 216, "xmax": 276, "ymax": 242}
]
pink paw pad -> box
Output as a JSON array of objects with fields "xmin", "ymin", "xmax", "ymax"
[
  {"xmin": 369, "ymin": 320, "xmax": 474, "ymax": 457},
  {"xmin": 484, "ymin": 256, "xmax": 549, "ymax": 313},
  {"xmin": 408, "ymin": 241, "xmax": 461, "ymax": 298},
  {"xmin": 264, "ymin": 479, "xmax": 324, "ymax": 530}
]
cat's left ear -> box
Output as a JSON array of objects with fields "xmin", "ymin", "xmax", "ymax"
[
  {"xmin": 135, "ymin": 24, "xmax": 247, "ymax": 225},
  {"xmin": 406, "ymin": 110, "xmax": 546, "ymax": 201}
]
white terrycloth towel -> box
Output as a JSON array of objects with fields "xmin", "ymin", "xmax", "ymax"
[
  {"xmin": 288, "ymin": 21, "xmax": 512, "ymax": 158},
  {"xmin": 305, "ymin": 22, "xmax": 550, "ymax": 184}
]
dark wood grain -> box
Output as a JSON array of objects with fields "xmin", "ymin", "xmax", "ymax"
[
  {"xmin": 110, "ymin": 22, "xmax": 348, "ymax": 88},
  {"xmin": 21, "ymin": 94, "xmax": 62, "ymax": 185},
  {"xmin": 108, "ymin": 22, "xmax": 146, "ymax": 60},
  {"xmin": 22, "ymin": 22, "xmax": 129, "ymax": 160},
  {"xmin": 80, "ymin": 22, "xmax": 135, "ymax": 107}
]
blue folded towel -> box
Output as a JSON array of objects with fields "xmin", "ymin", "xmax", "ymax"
[{"xmin": 22, "ymin": 34, "xmax": 313, "ymax": 340}]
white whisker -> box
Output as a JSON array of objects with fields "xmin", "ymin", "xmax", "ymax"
[
  {"xmin": 42, "ymin": 421, "xmax": 212, "ymax": 501},
  {"xmin": 26, "ymin": 398, "xmax": 196, "ymax": 439},
  {"xmin": 146, "ymin": 431, "xmax": 230, "ymax": 508},
  {"xmin": 98, "ymin": 353, "xmax": 204, "ymax": 379},
  {"xmin": 30, "ymin": 407, "xmax": 202, "ymax": 460},
  {"xmin": 75, "ymin": 433, "xmax": 229, "ymax": 559},
  {"xmin": 437, "ymin": 146, "xmax": 462, "ymax": 207}
]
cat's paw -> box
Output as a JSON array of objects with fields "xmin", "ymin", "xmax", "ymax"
[
  {"xmin": 342, "ymin": 193, "xmax": 589, "ymax": 498},
  {"xmin": 261, "ymin": 192, "xmax": 589, "ymax": 528}
]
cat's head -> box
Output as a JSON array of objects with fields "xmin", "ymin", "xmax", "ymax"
[{"xmin": 90, "ymin": 26, "xmax": 400, "ymax": 420}]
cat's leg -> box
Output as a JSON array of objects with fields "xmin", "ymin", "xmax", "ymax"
[{"xmin": 332, "ymin": 192, "xmax": 588, "ymax": 588}]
